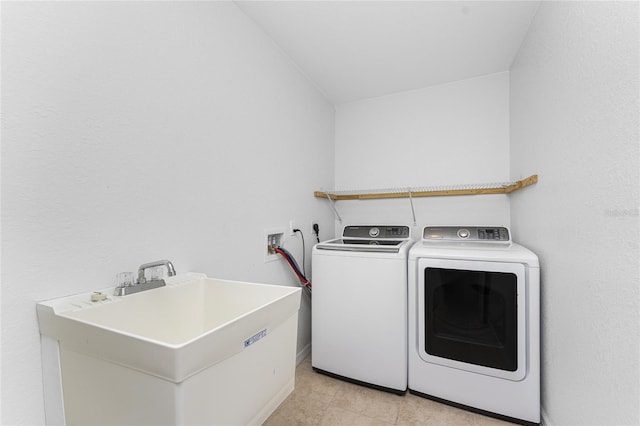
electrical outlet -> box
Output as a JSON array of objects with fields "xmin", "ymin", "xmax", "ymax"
[
  {"xmin": 264, "ymin": 229, "xmax": 284, "ymax": 263},
  {"xmin": 289, "ymin": 220, "xmax": 296, "ymax": 236}
]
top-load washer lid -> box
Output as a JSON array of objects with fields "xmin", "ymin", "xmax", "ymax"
[{"xmin": 315, "ymin": 225, "xmax": 411, "ymax": 253}]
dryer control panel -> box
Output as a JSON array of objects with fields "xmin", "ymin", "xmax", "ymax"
[{"xmin": 423, "ymin": 226, "xmax": 510, "ymax": 242}]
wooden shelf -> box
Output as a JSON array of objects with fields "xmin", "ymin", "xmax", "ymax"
[{"xmin": 315, "ymin": 175, "xmax": 538, "ymax": 200}]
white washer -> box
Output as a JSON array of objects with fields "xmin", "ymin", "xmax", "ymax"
[
  {"xmin": 312, "ymin": 225, "xmax": 413, "ymax": 393},
  {"xmin": 408, "ymin": 226, "xmax": 540, "ymax": 425}
]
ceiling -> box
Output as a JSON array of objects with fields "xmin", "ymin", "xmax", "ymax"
[{"xmin": 235, "ymin": 1, "xmax": 540, "ymax": 104}]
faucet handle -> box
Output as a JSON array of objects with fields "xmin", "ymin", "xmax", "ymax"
[
  {"xmin": 147, "ymin": 266, "xmax": 164, "ymax": 282},
  {"xmin": 116, "ymin": 272, "xmax": 135, "ymax": 288}
]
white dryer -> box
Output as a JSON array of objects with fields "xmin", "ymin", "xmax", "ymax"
[
  {"xmin": 408, "ymin": 226, "xmax": 540, "ymax": 425},
  {"xmin": 312, "ymin": 225, "xmax": 413, "ymax": 394}
]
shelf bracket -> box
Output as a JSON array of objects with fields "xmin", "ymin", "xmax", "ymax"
[
  {"xmin": 324, "ymin": 191, "xmax": 343, "ymax": 223},
  {"xmin": 408, "ymin": 187, "xmax": 417, "ymax": 226}
]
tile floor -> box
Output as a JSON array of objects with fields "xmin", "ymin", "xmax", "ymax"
[{"xmin": 264, "ymin": 356, "xmax": 514, "ymax": 426}]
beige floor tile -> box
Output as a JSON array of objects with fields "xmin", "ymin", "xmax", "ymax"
[
  {"xmin": 264, "ymin": 358, "xmax": 342, "ymax": 425},
  {"xmin": 319, "ymin": 405, "xmax": 393, "ymax": 426},
  {"xmin": 295, "ymin": 367, "xmax": 344, "ymax": 403},
  {"xmin": 263, "ymin": 390, "xmax": 326, "ymax": 426},
  {"xmin": 265, "ymin": 357, "xmax": 519, "ymax": 426},
  {"xmin": 331, "ymin": 381, "xmax": 403, "ymax": 425},
  {"xmin": 397, "ymin": 393, "xmax": 514, "ymax": 426}
]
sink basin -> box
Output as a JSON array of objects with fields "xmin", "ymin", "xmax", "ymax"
[{"xmin": 37, "ymin": 273, "xmax": 302, "ymax": 425}]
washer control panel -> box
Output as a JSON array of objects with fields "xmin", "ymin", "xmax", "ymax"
[
  {"xmin": 343, "ymin": 225, "xmax": 410, "ymax": 239},
  {"xmin": 423, "ymin": 226, "xmax": 510, "ymax": 242}
]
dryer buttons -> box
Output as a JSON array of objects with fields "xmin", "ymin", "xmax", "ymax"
[
  {"xmin": 457, "ymin": 228, "xmax": 471, "ymax": 239},
  {"xmin": 369, "ymin": 227, "xmax": 380, "ymax": 238}
]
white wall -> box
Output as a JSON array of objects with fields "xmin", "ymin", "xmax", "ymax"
[
  {"xmin": 334, "ymin": 72, "xmax": 511, "ymax": 236},
  {"xmin": 510, "ymin": 2, "xmax": 639, "ymax": 425},
  {"xmin": 1, "ymin": 2, "xmax": 334, "ymax": 424}
]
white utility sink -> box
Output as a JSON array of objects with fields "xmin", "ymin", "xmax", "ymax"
[{"xmin": 37, "ymin": 273, "xmax": 302, "ymax": 426}]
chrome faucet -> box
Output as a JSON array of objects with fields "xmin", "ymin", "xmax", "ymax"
[
  {"xmin": 138, "ymin": 259, "xmax": 176, "ymax": 284},
  {"xmin": 114, "ymin": 259, "xmax": 176, "ymax": 296}
]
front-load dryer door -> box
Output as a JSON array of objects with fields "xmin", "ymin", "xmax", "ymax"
[{"xmin": 417, "ymin": 258, "xmax": 527, "ymax": 381}]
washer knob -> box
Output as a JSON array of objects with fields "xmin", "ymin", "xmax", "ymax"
[
  {"xmin": 457, "ymin": 228, "xmax": 470, "ymax": 239},
  {"xmin": 369, "ymin": 227, "xmax": 380, "ymax": 238}
]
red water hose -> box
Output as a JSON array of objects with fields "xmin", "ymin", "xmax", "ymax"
[{"xmin": 274, "ymin": 247, "xmax": 312, "ymax": 288}]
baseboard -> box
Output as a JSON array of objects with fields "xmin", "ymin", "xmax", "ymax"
[
  {"xmin": 541, "ymin": 407, "xmax": 553, "ymax": 426},
  {"xmin": 296, "ymin": 343, "xmax": 311, "ymax": 365}
]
